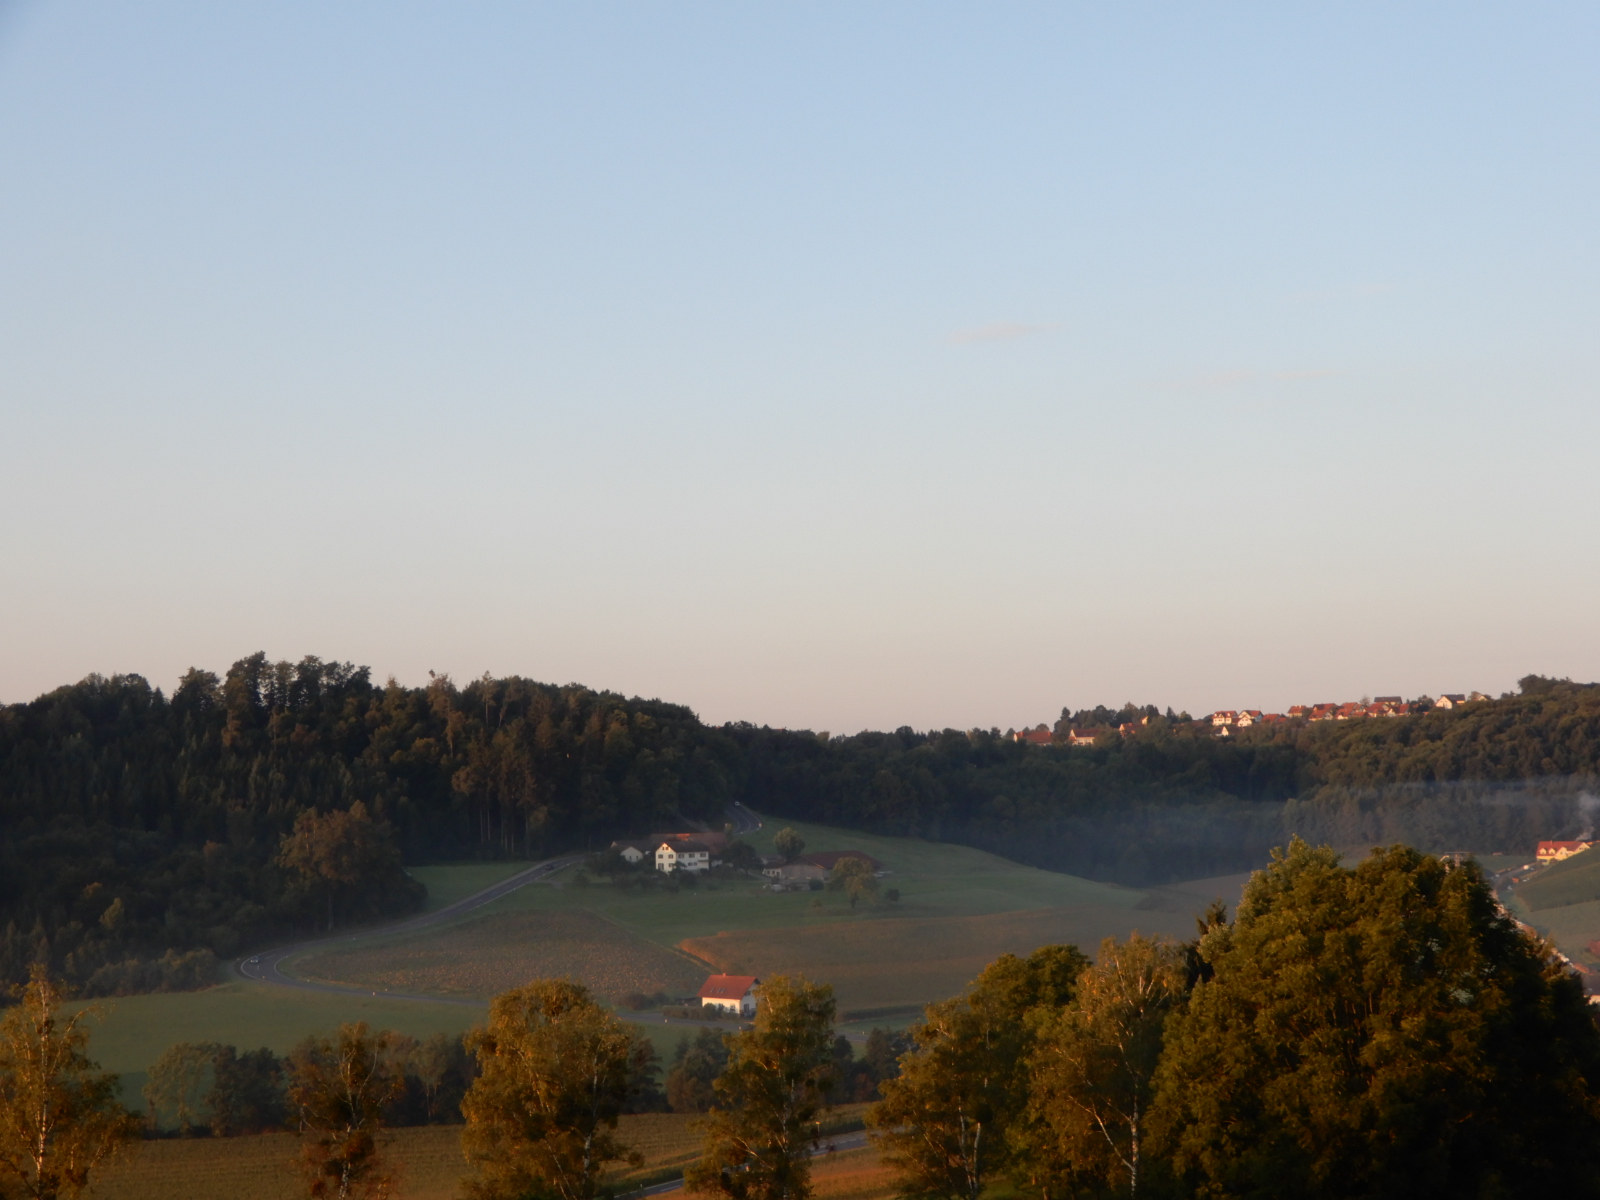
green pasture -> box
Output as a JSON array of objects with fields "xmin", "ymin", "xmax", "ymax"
[
  {"xmin": 65, "ymin": 980, "xmax": 484, "ymax": 1112},
  {"xmin": 75, "ymin": 815, "xmax": 1257, "ymax": 1091},
  {"xmin": 290, "ymin": 815, "xmax": 1251, "ymax": 1016},
  {"xmin": 408, "ymin": 860, "xmax": 532, "ymax": 912},
  {"xmin": 1519, "ymin": 847, "xmax": 1600, "ymax": 911}
]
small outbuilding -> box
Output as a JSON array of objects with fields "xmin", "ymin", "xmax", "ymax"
[{"xmin": 698, "ymin": 974, "xmax": 760, "ymax": 1016}]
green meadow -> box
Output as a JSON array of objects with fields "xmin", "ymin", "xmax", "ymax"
[{"xmin": 75, "ymin": 815, "xmax": 1255, "ymax": 1093}]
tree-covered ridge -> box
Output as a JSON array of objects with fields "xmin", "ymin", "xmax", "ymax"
[
  {"xmin": 0, "ymin": 653, "xmax": 737, "ymax": 993},
  {"xmin": 4, "ymin": 657, "xmax": 1600, "ymax": 996},
  {"xmin": 727, "ymin": 677, "xmax": 1600, "ymax": 882}
]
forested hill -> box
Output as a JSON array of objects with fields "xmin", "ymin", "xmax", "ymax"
[
  {"xmin": 0, "ymin": 653, "xmax": 737, "ymax": 994},
  {"xmin": 733, "ymin": 674, "xmax": 1600, "ymax": 883},
  {"xmin": 3, "ymin": 656, "xmax": 1598, "ymax": 996}
]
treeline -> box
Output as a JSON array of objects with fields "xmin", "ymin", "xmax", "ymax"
[
  {"xmin": 867, "ymin": 843, "xmax": 1600, "ymax": 1197},
  {"xmin": 142, "ymin": 1031, "xmax": 481, "ymax": 1137},
  {"xmin": 6, "ymin": 656, "xmax": 1600, "ymax": 995},
  {"xmin": 731, "ymin": 675, "xmax": 1600, "ymax": 882},
  {"xmin": 0, "ymin": 653, "xmax": 737, "ymax": 992},
  {"xmin": 137, "ymin": 1021, "xmax": 908, "ymax": 1138}
]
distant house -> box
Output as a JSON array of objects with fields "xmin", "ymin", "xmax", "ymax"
[
  {"xmin": 612, "ymin": 832, "xmax": 727, "ymax": 872},
  {"xmin": 1538, "ymin": 840, "xmax": 1593, "ymax": 864},
  {"xmin": 1211, "ymin": 711, "xmax": 1237, "ymax": 727},
  {"xmin": 1287, "ymin": 705, "xmax": 1308, "ymax": 720},
  {"xmin": 763, "ymin": 850, "xmax": 884, "ymax": 883},
  {"xmin": 1435, "ymin": 694, "xmax": 1468, "ymax": 709},
  {"xmin": 1236, "ymin": 710, "xmax": 1263, "ymax": 727},
  {"xmin": 657, "ymin": 839, "xmax": 714, "ymax": 873},
  {"xmin": 1013, "ymin": 725, "xmax": 1053, "ymax": 747},
  {"xmin": 1067, "ymin": 728, "xmax": 1105, "ymax": 746},
  {"xmin": 1308, "ymin": 704, "xmax": 1337, "ymax": 721},
  {"xmin": 698, "ymin": 974, "xmax": 759, "ymax": 1016}
]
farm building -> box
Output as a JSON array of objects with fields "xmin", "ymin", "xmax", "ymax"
[
  {"xmin": 1537, "ymin": 840, "xmax": 1593, "ymax": 864},
  {"xmin": 610, "ymin": 831, "xmax": 728, "ymax": 872},
  {"xmin": 762, "ymin": 849, "xmax": 886, "ymax": 883},
  {"xmin": 699, "ymin": 974, "xmax": 760, "ymax": 1015}
]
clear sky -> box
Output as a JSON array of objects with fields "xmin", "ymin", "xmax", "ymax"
[{"xmin": 2, "ymin": 3, "xmax": 1597, "ymax": 732}]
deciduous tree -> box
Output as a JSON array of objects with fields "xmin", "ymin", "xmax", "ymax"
[
  {"xmin": 287, "ymin": 1022, "xmax": 407, "ymax": 1199},
  {"xmin": 825, "ymin": 859, "xmax": 879, "ymax": 909},
  {"xmin": 1025, "ymin": 936, "xmax": 1184, "ymax": 1198},
  {"xmin": 870, "ymin": 945, "xmax": 1088, "ymax": 1200},
  {"xmin": 1151, "ymin": 839, "xmax": 1600, "ymax": 1197},
  {"xmin": 0, "ymin": 967, "xmax": 139, "ymax": 1200},
  {"xmin": 143, "ymin": 1041, "xmax": 220, "ymax": 1134},
  {"xmin": 773, "ymin": 829, "xmax": 806, "ymax": 864},
  {"xmin": 461, "ymin": 980, "xmax": 643, "ymax": 1200},
  {"xmin": 686, "ymin": 975, "xmax": 837, "ymax": 1200}
]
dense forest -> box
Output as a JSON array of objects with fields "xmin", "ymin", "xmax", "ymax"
[
  {"xmin": 3, "ymin": 654, "xmax": 1599, "ymax": 994},
  {"xmin": 0, "ymin": 653, "xmax": 737, "ymax": 993},
  {"xmin": 734, "ymin": 674, "xmax": 1600, "ymax": 883}
]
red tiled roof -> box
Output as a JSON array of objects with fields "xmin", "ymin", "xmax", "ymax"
[{"xmin": 698, "ymin": 974, "xmax": 759, "ymax": 1001}]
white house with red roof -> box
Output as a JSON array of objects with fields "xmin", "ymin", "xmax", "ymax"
[{"xmin": 699, "ymin": 974, "xmax": 760, "ymax": 1015}]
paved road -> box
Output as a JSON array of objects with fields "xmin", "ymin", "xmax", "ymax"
[
  {"xmin": 237, "ymin": 805, "xmax": 763, "ymax": 1002},
  {"xmin": 619, "ymin": 1130, "xmax": 871, "ymax": 1199}
]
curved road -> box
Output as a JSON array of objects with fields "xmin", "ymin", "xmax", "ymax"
[{"xmin": 237, "ymin": 804, "xmax": 763, "ymax": 1004}]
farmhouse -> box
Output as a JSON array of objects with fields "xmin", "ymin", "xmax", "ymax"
[
  {"xmin": 1538, "ymin": 840, "xmax": 1593, "ymax": 864},
  {"xmin": 1012, "ymin": 725, "xmax": 1053, "ymax": 746},
  {"xmin": 699, "ymin": 974, "xmax": 759, "ymax": 1016},
  {"xmin": 656, "ymin": 838, "xmax": 714, "ymax": 873},
  {"xmin": 610, "ymin": 831, "xmax": 729, "ymax": 872}
]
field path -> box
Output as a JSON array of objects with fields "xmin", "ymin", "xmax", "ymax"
[{"xmin": 236, "ymin": 804, "xmax": 763, "ymax": 1006}]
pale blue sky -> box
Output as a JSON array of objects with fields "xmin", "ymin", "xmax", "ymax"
[{"xmin": 2, "ymin": 3, "xmax": 1597, "ymax": 731}]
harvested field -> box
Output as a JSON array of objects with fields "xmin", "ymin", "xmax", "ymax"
[
  {"xmin": 810, "ymin": 1145, "xmax": 899, "ymax": 1200},
  {"xmin": 95, "ymin": 1108, "xmax": 876, "ymax": 1200},
  {"xmin": 94, "ymin": 1126, "xmax": 464, "ymax": 1200},
  {"xmin": 294, "ymin": 910, "xmax": 705, "ymax": 1003},
  {"xmin": 682, "ymin": 905, "xmax": 1202, "ymax": 1014}
]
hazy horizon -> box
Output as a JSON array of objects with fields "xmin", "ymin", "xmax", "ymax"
[{"xmin": 3, "ymin": 4, "xmax": 1597, "ymax": 732}]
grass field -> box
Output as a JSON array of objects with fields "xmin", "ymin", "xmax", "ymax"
[
  {"xmin": 295, "ymin": 910, "xmax": 706, "ymax": 1002},
  {"xmin": 68, "ymin": 981, "xmax": 486, "ymax": 1113},
  {"xmin": 1517, "ymin": 847, "xmax": 1600, "ymax": 911},
  {"xmin": 297, "ymin": 816, "xmax": 1248, "ymax": 1016},
  {"xmin": 93, "ymin": 1107, "xmax": 881, "ymax": 1200},
  {"xmin": 409, "ymin": 862, "xmax": 534, "ymax": 912},
  {"xmin": 78, "ymin": 816, "xmax": 1255, "ymax": 1098}
]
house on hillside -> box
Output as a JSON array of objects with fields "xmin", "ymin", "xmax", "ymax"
[
  {"xmin": 611, "ymin": 831, "xmax": 728, "ymax": 872},
  {"xmin": 1210, "ymin": 711, "xmax": 1237, "ymax": 727},
  {"xmin": 1236, "ymin": 710, "xmax": 1263, "ymax": 727},
  {"xmin": 1435, "ymin": 694, "xmax": 1468, "ymax": 709},
  {"xmin": 699, "ymin": 974, "xmax": 760, "ymax": 1016},
  {"xmin": 762, "ymin": 849, "xmax": 886, "ymax": 884},
  {"xmin": 1538, "ymin": 840, "xmax": 1593, "ymax": 864},
  {"xmin": 657, "ymin": 838, "xmax": 714, "ymax": 873},
  {"xmin": 1067, "ymin": 728, "xmax": 1105, "ymax": 746},
  {"xmin": 1013, "ymin": 725, "xmax": 1053, "ymax": 746}
]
